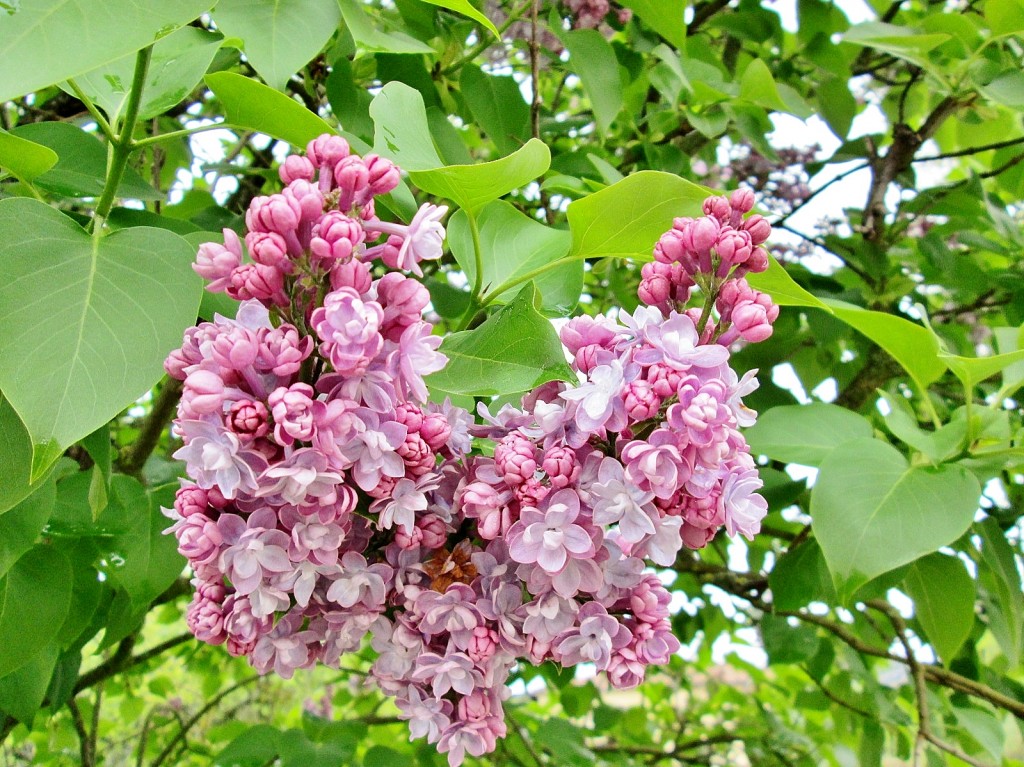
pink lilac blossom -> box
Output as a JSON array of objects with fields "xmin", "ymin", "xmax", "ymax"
[{"xmin": 163, "ymin": 136, "xmax": 776, "ymax": 767}]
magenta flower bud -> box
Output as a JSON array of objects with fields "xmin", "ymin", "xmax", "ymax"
[
  {"xmin": 702, "ymin": 195, "xmax": 731, "ymax": 222},
  {"xmin": 329, "ymin": 258, "xmax": 373, "ymax": 293},
  {"xmin": 226, "ymin": 263, "xmax": 286, "ymax": 305},
  {"xmin": 310, "ymin": 211, "xmax": 365, "ymax": 267},
  {"xmin": 228, "ymin": 399, "xmax": 269, "ymax": 440},
  {"xmin": 466, "ymin": 626, "xmax": 499, "ymax": 665},
  {"xmin": 742, "ymin": 214, "xmax": 771, "ymax": 245},
  {"xmin": 494, "ymin": 433, "xmax": 537, "ymax": 486},
  {"xmin": 732, "ymin": 296, "xmax": 778, "ymax": 342},
  {"xmin": 305, "ymin": 134, "xmax": 350, "ymax": 168},
  {"xmin": 174, "ymin": 484, "xmax": 210, "ymax": 518},
  {"xmin": 364, "ymin": 153, "xmax": 401, "ymax": 197},
  {"xmin": 268, "ymin": 383, "xmax": 317, "ymax": 445},
  {"xmin": 730, "ymin": 187, "xmax": 756, "ymax": 215},
  {"xmin": 280, "ymin": 154, "xmax": 316, "ymax": 184},
  {"xmin": 182, "ymin": 369, "xmax": 225, "ymax": 415},
  {"xmin": 377, "ymin": 272, "xmax": 429, "ymax": 341},
  {"xmin": 256, "ymin": 325, "xmax": 314, "ymax": 377},
  {"xmin": 194, "ymin": 229, "xmax": 242, "ymax": 292},
  {"xmin": 745, "ymin": 246, "xmax": 770, "ymax": 273},
  {"xmin": 417, "ymin": 514, "xmax": 448, "ymax": 550},
  {"xmin": 283, "ymin": 179, "xmax": 326, "ymax": 223},
  {"xmin": 638, "ymin": 264, "xmax": 671, "ymax": 307},
  {"xmin": 398, "ymin": 433, "xmax": 434, "ymax": 476},
  {"xmin": 187, "ymin": 591, "xmax": 226, "ymax": 645},
  {"xmin": 623, "ymin": 379, "xmax": 661, "ymax": 421},
  {"xmin": 714, "ymin": 229, "xmax": 753, "ymax": 276},
  {"xmin": 690, "ymin": 216, "xmax": 720, "ymax": 254},
  {"xmin": 334, "ymin": 155, "xmax": 370, "ymax": 212},
  {"xmin": 646, "ymin": 363, "xmax": 682, "ymax": 399},
  {"xmin": 653, "ymin": 228, "xmax": 685, "ymax": 264},
  {"xmin": 246, "ymin": 193, "xmax": 301, "ymax": 236},
  {"xmin": 542, "ymin": 445, "xmax": 579, "ymax": 489},
  {"xmin": 245, "ymin": 231, "xmax": 289, "ymax": 268},
  {"xmin": 419, "ymin": 412, "xmax": 451, "ymax": 452}
]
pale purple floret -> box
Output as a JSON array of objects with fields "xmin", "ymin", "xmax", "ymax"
[
  {"xmin": 620, "ymin": 429, "xmax": 688, "ymax": 500},
  {"xmin": 415, "ymin": 583, "xmax": 481, "ymax": 648},
  {"xmin": 371, "ymin": 473, "xmax": 440, "ymax": 534},
  {"xmin": 311, "ymin": 287, "xmax": 385, "ymax": 375},
  {"xmin": 396, "ymin": 684, "xmax": 453, "ymax": 744},
  {"xmin": 217, "ymin": 510, "xmax": 292, "ymax": 596},
  {"xmin": 370, "ymin": 203, "xmax": 448, "ymax": 276},
  {"xmin": 338, "ymin": 410, "xmax": 407, "ymax": 492},
  {"xmin": 506, "ymin": 489, "xmax": 595, "ymax": 574},
  {"xmin": 634, "ymin": 311, "xmax": 730, "ymax": 369},
  {"xmin": 521, "ymin": 592, "xmax": 579, "ymax": 643},
  {"xmin": 325, "ymin": 551, "xmax": 391, "ymax": 609},
  {"xmin": 438, "ymin": 715, "xmax": 506, "ymax": 767},
  {"xmin": 256, "ymin": 448, "xmax": 344, "ymax": 507},
  {"xmin": 250, "ymin": 612, "xmax": 317, "ymax": 679},
  {"xmin": 559, "ymin": 359, "xmax": 628, "ymax": 433},
  {"xmin": 589, "ymin": 457, "xmax": 657, "ymax": 543},
  {"xmin": 411, "ymin": 650, "xmax": 482, "ymax": 697},
  {"xmin": 172, "ymin": 420, "xmax": 266, "ymax": 499},
  {"xmin": 554, "ymin": 601, "xmax": 630, "ymax": 670},
  {"xmin": 720, "ymin": 465, "xmax": 768, "ymax": 540},
  {"xmin": 393, "ymin": 321, "xmax": 447, "ymax": 403}
]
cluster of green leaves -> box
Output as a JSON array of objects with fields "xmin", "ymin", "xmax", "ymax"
[{"xmin": 1, "ymin": 0, "xmax": 1024, "ymax": 765}]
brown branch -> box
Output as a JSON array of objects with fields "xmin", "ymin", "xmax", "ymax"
[
  {"xmin": 913, "ymin": 134, "xmax": 1024, "ymax": 162},
  {"xmin": 68, "ymin": 699, "xmax": 96, "ymax": 767},
  {"xmin": 74, "ymin": 632, "xmax": 191, "ymax": 695},
  {"xmin": 151, "ymin": 675, "xmax": 261, "ymax": 767},
  {"xmin": 869, "ymin": 602, "xmax": 995, "ymax": 767},
  {"xmin": 688, "ymin": 0, "xmax": 731, "ymax": 35},
  {"xmin": 119, "ymin": 376, "xmax": 183, "ymax": 478}
]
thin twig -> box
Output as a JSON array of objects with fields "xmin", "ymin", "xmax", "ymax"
[
  {"xmin": 68, "ymin": 699, "xmax": 95, "ymax": 767},
  {"xmin": 119, "ymin": 377, "xmax": 183, "ymax": 478}
]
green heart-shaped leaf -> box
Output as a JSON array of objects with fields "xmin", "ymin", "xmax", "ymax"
[{"xmin": 0, "ymin": 199, "xmax": 202, "ymax": 478}]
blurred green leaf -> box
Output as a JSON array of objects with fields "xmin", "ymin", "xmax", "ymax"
[{"xmin": 904, "ymin": 553, "xmax": 975, "ymax": 663}]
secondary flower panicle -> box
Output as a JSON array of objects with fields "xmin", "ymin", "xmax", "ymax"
[{"xmin": 164, "ymin": 135, "xmax": 774, "ymax": 767}]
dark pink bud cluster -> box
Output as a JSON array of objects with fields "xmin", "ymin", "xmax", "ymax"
[
  {"xmin": 166, "ymin": 150, "xmax": 774, "ymax": 767},
  {"xmin": 642, "ymin": 188, "xmax": 778, "ymax": 344}
]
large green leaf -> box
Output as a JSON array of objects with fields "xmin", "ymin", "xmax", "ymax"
[
  {"xmin": 67, "ymin": 26, "xmax": 224, "ymax": 121},
  {"xmin": 213, "ymin": 0, "xmax": 342, "ymax": 91},
  {"xmin": 904, "ymin": 553, "xmax": 975, "ymax": 664},
  {"xmin": 447, "ymin": 201, "xmax": 581, "ymax": 314},
  {"xmin": 337, "ymin": 0, "xmax": 433, "ymax": 54},
  {"xmin": 769, "ymin": 539, "xmax": 837, "ymax": 611},
  {"xmin": 745, "ymin": 403, "xmax": 873, "ymax": 466},
  {"xmin": 370, "ymin": 82, "xmax": 550, "ymax": 212},
  {"xmin": 748, "ymin": 255, "xmax": 831, "ymax": 310},
  {"xmin": 0, "ymin": 198, "xmax": 202, "ymax": 478},
  {"xmin": 418, "ymin": 0, "xmax": 500, "ymax": 38},
  {"xmin": 459, "ymin": 65, "xmax": 530, "ymax": 155},
  {"xmin": 0, "ymin": 397, "xmax": 54, "ymax": 515},
  {"xmin": 811, "ymin": 438, "xmax": 981, "ymax": 602},
  {"xmin": 975, "ymin": 518, "xmax": 1023, "ymax": 666},
  {"xmin": 426, "ymin": 284, "xmax": 576, "ymax": 397},
  {"xmin": 0, "ymin": 643, "xmax": 60, "ymax": 725},
  {"xmin": 567, "ymin": 171, "xmax": 708, "ymax": 260},
  {"xmin": 0, "ymin": 0, "xmax": 213, "ymax": 103},
  {"xmin": 104, "ymin": 477, "xmax": 183, "ymax": 607},
  {"xmin": 823, "ymin": 299, "xmax": 947, "ymax": 391},
  {"xmin": 411, "ymin": 140, "xmax": 550, "ymax": 214},
  {"xmin": 840, "ymin": 22, "xmax": 951, "ymax": 70},
  {"xmin": 0, "ymin": 546, "xmax": 73, "ymax": 677},
  {"xmin": 620, "ymin": 0, "xmax": 686, "ymax": 48},
  {"xmin": 0, "ymin": 480, "xmax": 56, "ymax": 578},
  {"xmin": 559, "ymin": 29, "xmax": 624, "ymax": 135},
  {"xmin": 205, "ymin": 72, "xmax": 336, "ymax": 147},
  {"xmin": 10, "ymin": 122, "xmax": 162, "ymax": 200},
  {"xmin": 0, "ymin": 129, "xmax": 58, "ymax": 182}
]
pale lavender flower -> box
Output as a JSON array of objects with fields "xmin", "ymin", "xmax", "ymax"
[
  {"xmin": 553, "ymin": 601, "xmax": 629, "ymax": 670},
  {"xmin": 506, "ymin": 489, "xmax": 595, "ymax": 573},
  {"xmin": 172, "ymin": 419, "xmax": 266, "ymax": 499},
  {"xmin": 325, "ymin": 551, "xmax": 391, "ymax": 609},
  {"xmin": 372, "ymin": 473, "xmax": 441, "ymax": 534},
  {"xmin": 256, "ymin": 448, "xmax": 344, "ymax": 507},
  {"xmin": 396, "ymin": 684, "xmax": 453, "ymax": 744},
  {"xmin": 411, "ymin": 650, "xmax": 482, "ymax": 697},
  {"xmin": 338, "ymin": 410, "xmax": 407, "ymax": 492},
  {"xmin": 250, "ymin": 612, "xmax": 317, "ymax": 679},
  {"xmin": 559, "ymin": 359, "xmax": 628, "ymax": 433},
  {"xmin": 415, "ymin": 583, "xmax": 481, "ymax": 649},
  {"xmin": 393, "ymin": 321, "xmax": 447, "ymax": 403},
  {"xmin": 589, "ymin": 457, "xmax": 657, "ymax": 543},
  {"xmin": 635, "ymin": 312, "xmax": 730, "ymax": 369},
  {"xmin": 311, "ymin": 287, "xmax": 385, "ymax": 375},
  {"xmin": 720, "ymin": 464, "xmax": 768, "ymax": 540}
]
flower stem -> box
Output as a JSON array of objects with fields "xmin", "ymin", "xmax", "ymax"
[
  {"xmin": 91, "ymin": 45, "xmax": 153, "ymax": 236},
  {"xmin": 65, "ymin": 78, "xmax": 116, "ymax": 143}
]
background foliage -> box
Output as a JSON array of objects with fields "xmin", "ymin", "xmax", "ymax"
[{"xmin": 1, "ymin": 0, "xmax": 1023, "ymax": 764}]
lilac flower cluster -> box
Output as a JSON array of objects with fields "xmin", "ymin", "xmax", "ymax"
[{"xmin": 164, "ymin": 135, "xmax": 775, "ymax": 766}]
